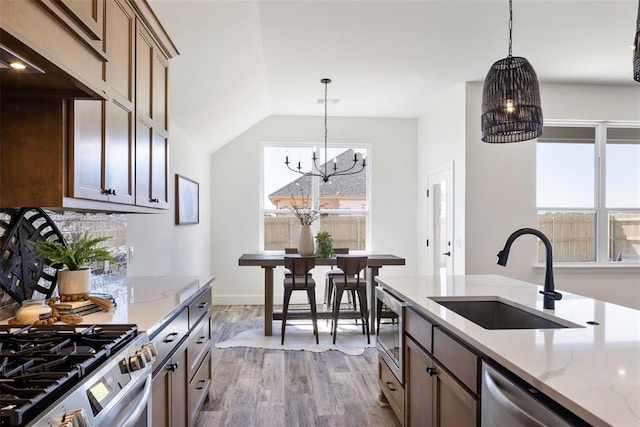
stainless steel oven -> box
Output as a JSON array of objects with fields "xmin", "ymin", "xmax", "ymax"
[
  {"xmin": 28, "ymin": 331, "xmax": 155, "ymax": 427},
  {"xmin": 0, "ymin": 324, "xmax": 155, "ymax": 427},
  {"xmin": 376, "ymin": 286, "xmax": 407, "ymax": 384}
]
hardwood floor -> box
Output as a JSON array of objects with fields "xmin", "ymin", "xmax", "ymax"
[{"xmin": 196, "ymin": 305, "xmax": 402, "ymax": 427}]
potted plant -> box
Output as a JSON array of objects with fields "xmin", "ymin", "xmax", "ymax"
[
  {"xmin": 315, "ymin": 231, "xmax": 334, "ymax": 257},
  {"xmin": 30, "ymin": 232, "xmax": 115, "ymax": 296}
]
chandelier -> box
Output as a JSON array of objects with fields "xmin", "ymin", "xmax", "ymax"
[
  {"xmin": 284, "ymin": 78, "xmax": 366, "ymax": 183},
  {"xmin": 481, "ymin": 0, "xmax": 543, "ymax": 143}
]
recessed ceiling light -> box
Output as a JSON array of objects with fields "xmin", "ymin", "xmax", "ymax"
[
  {"xmin": 9, "ymin": 62, "xmax": 27, "ymax": 70},
  {"xmin": 0, "ymin": 44, "xmax": 44, "ymax": 73}
]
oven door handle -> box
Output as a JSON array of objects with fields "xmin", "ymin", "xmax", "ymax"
[{"xmin": 117, "ymin": 373, "xmax": 153, "ymax": 427}]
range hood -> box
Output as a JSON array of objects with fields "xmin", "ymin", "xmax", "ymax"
[{"xmin": 0, "ymin": 30, "xmax": 103, "ymax": 100}]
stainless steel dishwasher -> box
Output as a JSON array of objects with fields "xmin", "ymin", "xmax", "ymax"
[{"xmin": 481, "ymin": 362, "xmax": 588, "ymax": 426}]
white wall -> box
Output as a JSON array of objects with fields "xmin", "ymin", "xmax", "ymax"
[
  {"xmin": 211, "ymin": 115, "xmax": 417, "ymax": 304},
  {"xmin": 416, "ymin": 83, "xmax": 467, "ymax": 276},
  {"xmin": 464, "ymin": 82, "xmax": 640, "ymax": 309},
  {"xmin": 127, "ymin": 123, "xmax": 212, "ymax": 277}
]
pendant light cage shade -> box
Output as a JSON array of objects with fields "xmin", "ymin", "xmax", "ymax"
[
  {"xmin": 634, "ymin": 0, "xmax": 640, "ymax": 82},
  {"xmin": 481, "ymin": 56, "xmax": 543, "ymax": 143}
]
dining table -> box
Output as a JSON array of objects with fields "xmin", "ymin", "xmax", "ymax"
[{"xmin": 238, "ymin": 253, "xmax": 406, "ymax": 336}]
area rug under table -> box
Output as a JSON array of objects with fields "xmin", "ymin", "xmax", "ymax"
[{"xmin": 215, "ymin": 321, "xmax": 375, "ymax": 355}]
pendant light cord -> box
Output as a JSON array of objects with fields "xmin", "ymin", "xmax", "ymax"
[
  {"xmin": 508, "ymin": 0, "xmax": 513, "ymax": 57},
  {"xmin": 324, "ymin": 80, "xmax": 328, "ymax": 178}
]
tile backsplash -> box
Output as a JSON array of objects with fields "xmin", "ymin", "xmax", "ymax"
[
  {"xmin": 44, "ymin": 210, "xmax": 128, "ymax": 276},
  {"xmin": 0, "ymin": 209, "xmax": 127, "ymax": 313}
]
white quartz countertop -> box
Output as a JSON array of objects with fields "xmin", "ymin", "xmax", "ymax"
[
  {"xmin": 0, "ymin": 276, "xmax": 215, "ymax": 335},
  {"xmin": 375, "ymin": 274, "xmax": 640, "ymax": 427},
  {"xmin": 83, "ymin": 276, "xmax": 214, "ymax": 336}
]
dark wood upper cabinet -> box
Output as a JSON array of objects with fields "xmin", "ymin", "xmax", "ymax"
[
  {"xmin": 0, "ymin": 0, "xmax": 177, "ymax": 212},
  {"xmin": 135, "ymin": 23, "xmax": 169, "ymax": 209}
]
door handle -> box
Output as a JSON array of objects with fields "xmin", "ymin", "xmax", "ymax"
[{"xmin": 442, "ymin": 251, "xmax": 451, "ymax": 256}]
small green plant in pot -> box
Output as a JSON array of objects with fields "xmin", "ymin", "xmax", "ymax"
[
  {"xmin": 315, "ymin": 231, "xmax": 334, "ymax": 258},
  {"xmin": 30, "ymin": 233, "xmax": 115, "ymax": 297}
]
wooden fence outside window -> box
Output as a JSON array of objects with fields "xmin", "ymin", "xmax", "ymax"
[{"xmin": 264, "ymin": 215, "xmax": 366, "ymax": 251}]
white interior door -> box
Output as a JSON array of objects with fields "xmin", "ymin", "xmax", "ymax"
[{"xmin": 427, "ymin": 164, "xmax": 454, "ymax": 278}]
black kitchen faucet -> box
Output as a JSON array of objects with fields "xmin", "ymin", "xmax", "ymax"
[{"xmin": 497, "ymin": 227, "xmax": 563, "ymax": 310}]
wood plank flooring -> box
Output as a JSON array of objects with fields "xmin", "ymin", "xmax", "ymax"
[{"xmin": 196, "ymin": 305, "xmax": 401, "ymax": 427}]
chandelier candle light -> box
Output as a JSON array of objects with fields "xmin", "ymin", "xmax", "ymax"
[
  {"xmin": 284, "ymin": 78, "xmax": 366, "ymax": 182},
  {"xmin": 481, "ymin": 0, "xmax": 543, "ymax": 143}
]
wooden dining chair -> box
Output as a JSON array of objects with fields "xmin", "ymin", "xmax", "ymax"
[
  {"xmin": 323, "ymin": 247, "xmax": 350, "ymax": 309},
  {"xmin": 282, "ymin": 256, "xmax": 319, "ymax": 345},
  {"xmin": 331, "ymin": 256, "xmax": 369, "ymax": 344},
  {"xmin": 283, "ymin": 248, "xmax": 297, "ymax": 278}
]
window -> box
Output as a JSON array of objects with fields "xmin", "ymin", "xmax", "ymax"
[
  {"xmin": 536, "ymin": 123, "xmax": 640, "ymax": 264},
  {"xmin": 261, "ymin": 144, "xmax": 370, "ymax": 252}
]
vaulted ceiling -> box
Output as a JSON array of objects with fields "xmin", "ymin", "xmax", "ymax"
[{"xmin": 148, "ymin": 0, "xmax": 638, "ymax": 153}]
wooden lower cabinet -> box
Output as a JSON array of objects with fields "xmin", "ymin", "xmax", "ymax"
[
  {"xmin": 152, "ymin": 336, "xmax": 188, "ymax": 427},
  {"xmin": 405, "ymin": 335, "xmax": 479, "ymax": 427},
  {"xmin": 379, "ymin": 357, "xmax": 404, "ymax": 424},
  {"xmin": 151, "ymin": 288, "xmax": 212, "ymax": 427},
  {"xmin": 188, "ymin": 351, "xmax": 212, "ymax": 425},
  {"xmin": 405, "ymin": 336, "xmax": 435, "ymax": 427}
]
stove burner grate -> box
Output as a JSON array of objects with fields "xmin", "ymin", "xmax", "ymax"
[{"xmin": 0, "ymin": 324, "xmax": 138, "ymax": 426}]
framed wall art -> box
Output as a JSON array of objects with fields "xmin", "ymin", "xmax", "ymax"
[{"xmin": 175, "ymin": 174, "xmax": 199, "ymax": 225}]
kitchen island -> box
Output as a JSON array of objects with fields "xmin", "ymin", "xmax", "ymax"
[{"xmin": 375, "ymin": 274, "xmax": 640, "ymax": 427}]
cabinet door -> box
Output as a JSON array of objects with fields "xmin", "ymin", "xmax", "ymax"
[
  {"xmin": 72, "ymin": 99, "xmax": 108, "ymax": 201},
  {"xmin": 104, "ymin": 0, "xmax": 135, "ymax": 204},
  {"xmin": 135, "ymin": 24, "xmax": 169, "ymax": 209},
  {"xmin": 152, "ymin": 337, "xmax": 188, "ymax": 427},
  {"xmin": 71, "ymin": 0, "xmax": 135, "ymax": 205},
  {"xmin": 170, "ymin": 338, "xmax": 189, "ymax": 427},
  {"xmin": 433, "ymin": 362, "xmax": 479, "ymax": 427},
  {"xmin": 104, "ymin": 99, "xmax": 134, "ymax": 203},
  {"xmin": 152, "ymin": 359, "xmax": 171, "ymax": 427},
  {"xmin": 405, "ymin": 336, "xmax": 435, "ymax": 427},
  {"xmin": 57, "ymin": 0, "xmax": 105, "ymax": 42}
]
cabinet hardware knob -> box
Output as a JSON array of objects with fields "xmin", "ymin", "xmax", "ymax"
[
  {"xmin": 197, "ymin": 337, "xmax": 206, "ymax": 344},
  {"xmin": 163, "ymin": 332, "xmax": 179, "ymax": 343},
  {"xmin": 168, "ymin": 362, "xmax": 179, "ymax": 372},
  {"xmin": 198, "ymin": 302, "xmax": 208, "ymax": 309},
  {"xmin": 425, "ymin": 366, "xmax": 437, "ymax": 376},
  {"xmin": 196, "ymin": 380, "xmax": 207, "ymax": 390},
  {"xmin": 385, "ymin": 381, "xmax": 396, "ymax": 392}
]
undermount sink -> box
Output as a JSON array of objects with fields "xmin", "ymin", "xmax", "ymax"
[{"xmin": 429, "ymin": 296, "xmax": 583, "ymax": 330}]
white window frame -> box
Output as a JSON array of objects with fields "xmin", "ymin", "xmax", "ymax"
[
  {"xmin": 259, "ymin": 142, "xmax": 372, "ymax": 253},
  {"xmin": 538, "ymin": 120, "xmax": 640, "ymax": 266}
]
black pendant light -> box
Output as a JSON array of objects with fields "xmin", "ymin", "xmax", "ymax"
[
  {"xmin": 481, "ymin": 0, "xmax": 543, "ymax": 143},
  {"xmin": 634, "ymin": 0, "xmax": 640, "ymax": 82}
]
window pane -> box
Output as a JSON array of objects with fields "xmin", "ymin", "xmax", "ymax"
[
  {"xmin": 263, "ymin": 145, "xmax": 369, "ymax": 252},
  {"xmin": 265, "ymin": 146, "xmax": 313, "ymax": 210},
  {"xmin": 609, "ymin": 212, "xmax": 640, "ymax": 262},
  {"xmin": 537, "ymin": 212, "xmax": 596, "ymax": 262},
  {"xmin": 264, "ymin": 212, "xmax": 302, "ymax": 251},
  {"xmin": 537, "ymin": 126, "xmax": 595, "ymax": 208},
  {"xmin": 606, "ymin": 128, "xmax": 640, "ymax": 208},
  {"xmin": 319, "ymin": 148, "xmax": 367, "ymax": 211},
  {"xmin": 319, "ymin": 213, "xmax": 367, "ymax": 251}
]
